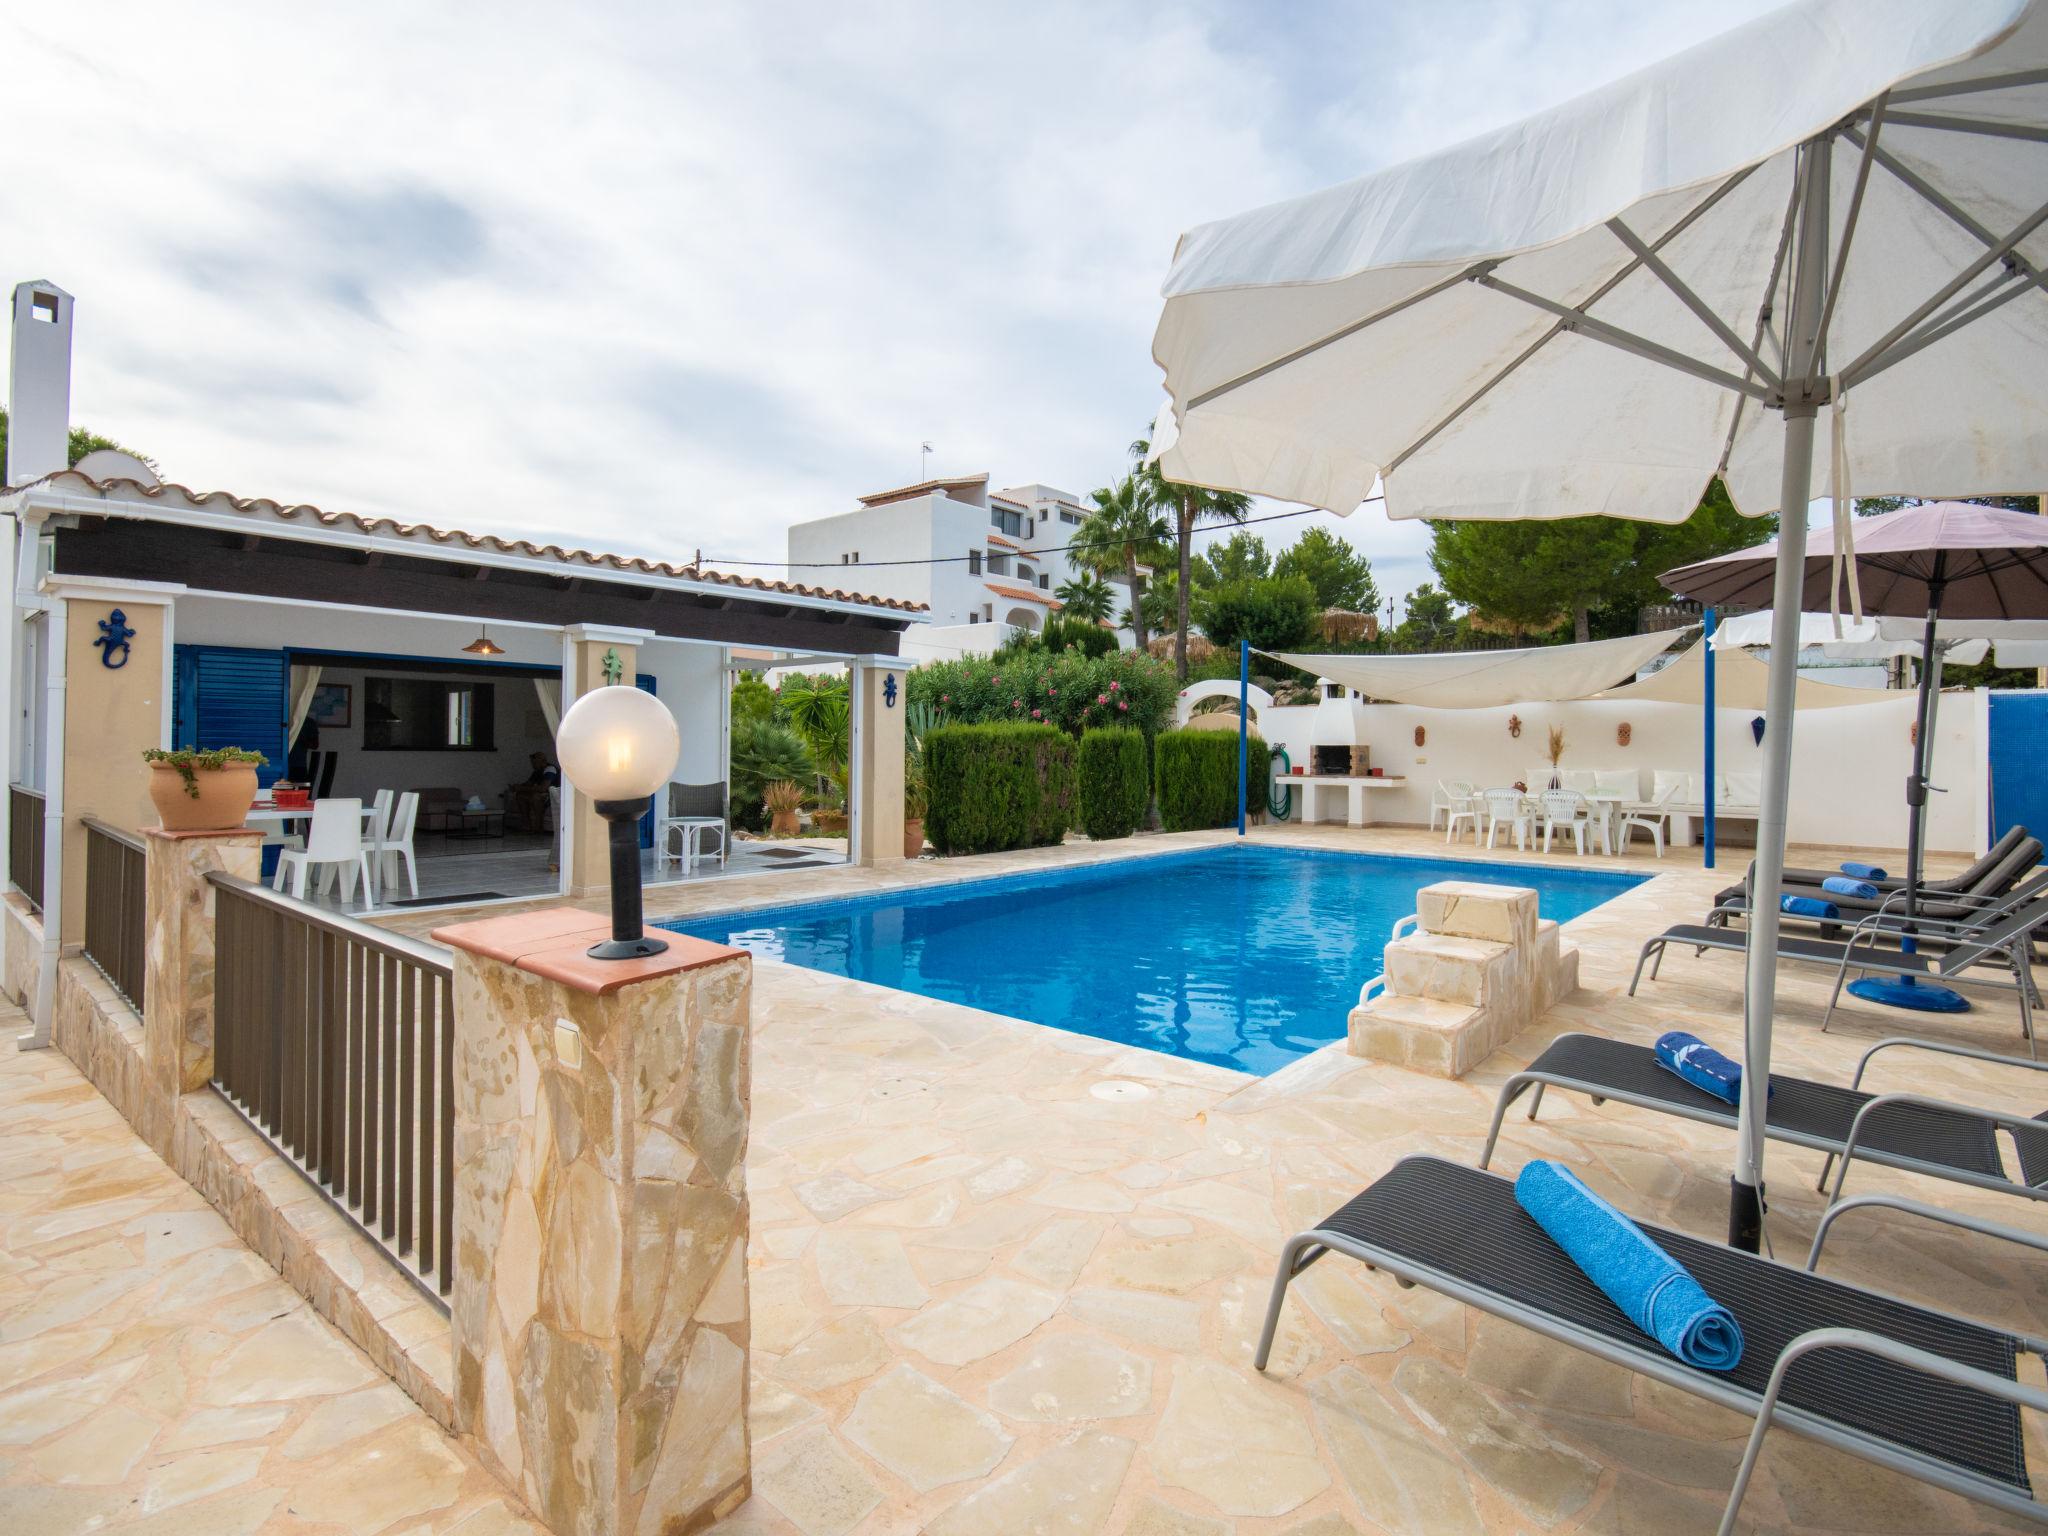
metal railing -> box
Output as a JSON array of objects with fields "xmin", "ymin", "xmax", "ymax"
[
  {"xmin": 9, "ymin": 784, "xmax": 44, "ymax": 913},
  {"xmin": 82, "ymin": 818, "xmax": 146, "ymax": 1012},
  {"xmin": 207, "ymin": 872, "xmax": 456, "ymax": 1302}
]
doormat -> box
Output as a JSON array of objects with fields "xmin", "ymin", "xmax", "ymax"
[
  {"xmin": 761, "ymin": 847, "xmax": 828, "ymax": 859},
  {"xmin": 384, "ymin": 891, "xmax": 507, "ymax": 907}
]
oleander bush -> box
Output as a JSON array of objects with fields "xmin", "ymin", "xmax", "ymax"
[
  {"xmin": 1076, "ymin": 727, "xmax": 1149, "ymax": 841},
  {"xmin": 923, "ymin": 723, "xmax": 1076, "ymax": 855},
  {"xmin": 906, "ymin": 646, "xmax": 1174, "ymax": 740},
  {"xmin": 1156, "ymin": 727, "xmax": 1262, "ymax": 832}
]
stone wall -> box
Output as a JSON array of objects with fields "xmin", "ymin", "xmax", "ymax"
[{"xmin": 2, "ymin": 892, "xmax": 40, "ymax": 1008}]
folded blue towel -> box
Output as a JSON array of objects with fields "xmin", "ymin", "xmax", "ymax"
[
  {"xmin": 1654, "ymin": 1031, "xmax": 1743, "ymax": 1106},
  {"xmin": 1822, "ymin": 876, "xmax": 1879, "ymax": 899},
  {"xmin": 1840, "ymin": 861, "xmax": 1889, "ymax": 881},
  {"xmin": 1782, "ymin": 895, "xmax": 1839, "ymax": 919},
  {"xmin": 1514, "ymin": 1160, "xmax": 1744, "ymax": 1371}
]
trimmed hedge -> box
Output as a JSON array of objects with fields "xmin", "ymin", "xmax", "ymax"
[
  {"xmin": 924, "ymin": 723, "xmax": 1077, "ymax": 855},
  {"xmin": 1156, "ymin": 728, "xmax": 1262, "ymax": 833},
  {"xmin": 1077, "ymin": 728, "xmax": 1148, "ymax": 841}
]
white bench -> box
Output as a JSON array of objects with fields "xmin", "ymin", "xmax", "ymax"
[{"xmin": 1277, "ymin": 773, "xmax": 1409, "ymax": 827}]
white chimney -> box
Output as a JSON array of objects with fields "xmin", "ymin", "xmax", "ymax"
[{"xmin": 6, "ymin": 280, "xmax": 74, "ymax": 487}]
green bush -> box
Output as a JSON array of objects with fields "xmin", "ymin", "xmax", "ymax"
[
  {"xmin": 1156, "ymin": 728, "xmax": 1262, "ymax": 833},
  {"xmin": 1039, "ymin": 614, "xmax": 1119, "ymax": 658},
  {"xmin": 1195, "ymin": 573, "xmax": 1320, "ymax": 652},
  {"xmin": 906, "ymin": 646, "xmax": 1175, "ymax": 739},
  {"xmin": 729, "ymin": 717, "xmax": 813, "ymax": 832},
  {"xmin": 924, "ymin": 723, "xmax": 1076, "ymax": 855},
  {"xmin": 1077, "ymin": 728, "xmax": 1148, "ymax": 840}
]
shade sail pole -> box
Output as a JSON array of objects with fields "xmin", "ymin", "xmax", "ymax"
[
  {"xmin": 1238, "ymin": 639, "xmax": 1250, "ymax": 837},
  {"xmin": 1733, "ymin": 136, "xmax": 1831, "ymax": 1255},
  {"xmin": 1704, "ymin": 607, "xmax": 1718, "ymax": 870}
]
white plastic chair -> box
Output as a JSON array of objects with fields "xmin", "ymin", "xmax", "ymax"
[
  {"xmin": 1482, "ymin": 788, "xmax": 1533, "ymax": 851},
  {"xmin": 378, "ymin": 791, "xmax": 420, "ymax": 900},
  {"xmin": 273, "ymin": 798, "xmax": 376, "ymax": 910},
  {"xmin": 1619, "ymin": 780, "xmax": 1682, "ymax": 857},
  {"xmin": 363, "ymin": 789, "xmax": 394, "ymax": 881},
  {"xmin": 1440, "ymin": 780, "xmax": 1481, "ymax": 844},
  {"xmin": 1539, "ymin": 788, "xmax": 1593, "ymax": 855},
  {"xmin": 1429, "ymin": 779, "xmax": 1474, "ymax": 832}
]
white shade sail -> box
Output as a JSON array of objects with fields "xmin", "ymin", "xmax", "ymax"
[
  {"xmin": 1150, "ymin": 0, "xmax": 2048, "ymax": 523},
  {"xmin": 1267, "ymin": 628, "xmax": 1685, "ymax": 708},
  {"xmin": 1588, "ymin": 635, "xmax": 1883, "ymax": 709},
  {"xmin": 1712, "ymin": 607, "xmax": 2048, "ymax": 664}
]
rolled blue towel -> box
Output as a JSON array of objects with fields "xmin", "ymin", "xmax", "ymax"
[
  {"xmin": 1653, "ymin": 1031, "xmax": 1743, "ymax": 1106},
  {"xmin": 1514, "ymin": 1160, "xmax": 1744, "ymax": 1371},
  {"xmin": 1821, "ymin": 876, "xmax": 1878, "ymax": 900},
  {"xmin": 1782, "ymin": 894, "xmax": 1838, "ymax": 919},
  {"xmin": 1840, "ymin": 861, "xmax": 1889, "ymax": 881}
]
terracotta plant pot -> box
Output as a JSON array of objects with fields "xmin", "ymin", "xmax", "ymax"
[
  {"xmin": 149, "ymin": 762, "xmax": 259, "ymax": 832},
  {"xmin": 903, "ymin": 817, "xmax": 925, "ymax": 859},
  {"xmin": 814, "ymin": 810, "xmax": 849, "ymax": 835},
  {"xmin": 768, "ymin": 809, "xmax": 801, "ymax": 837}
]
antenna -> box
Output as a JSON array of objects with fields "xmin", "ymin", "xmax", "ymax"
[{"xmin": 920, "ymin": 441, "xmax": 933, "ymax": 481}]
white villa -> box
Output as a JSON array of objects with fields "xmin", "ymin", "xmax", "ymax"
[{"xmin": 786, "ymin": 472, "xmax": 1136, "ymax": 660}]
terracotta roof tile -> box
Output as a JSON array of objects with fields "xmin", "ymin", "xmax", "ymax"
[
  {"xmin": 984, "ymin": 581, "xmax": 1062, "ymax": 610},
  {"xmin": 22, "ymin": 471, "xmax": 925, "ymax": 615}
]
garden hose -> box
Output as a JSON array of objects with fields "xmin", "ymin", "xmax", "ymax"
[{"xmin": 1268, "ymin": 745, "xmax": 1292, "ymax": 820}]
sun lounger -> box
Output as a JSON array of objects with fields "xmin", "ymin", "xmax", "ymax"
[
  {"xmin": 1479, "ymin": 1034, "xmax": 2048, "ymax": 1208},
  {"xmin": 1772, "ymin": 825, "xmax": 2031, "ymax": 896},
  {"xmin": 1632, "ymin": 888, "xmax": 2048, "ymax": 1048},
  {"xmin": 1713, "ymin": 836, "xmax": 2044, "ymax": 926},
  {"xmin": 1256, "ymin": 1155, "xmax": 2047, "ymax": 1532}
]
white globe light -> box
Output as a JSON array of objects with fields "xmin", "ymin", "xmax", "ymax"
[{"xmin": 555, "ymin": 686, "xmax": 681, "ymax": 801}]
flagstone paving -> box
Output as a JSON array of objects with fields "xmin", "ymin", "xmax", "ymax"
[
  {"xmin": 10, "ymin": 823, "xmax": 2048, "ymax": 1533},
  {"xmin": 0, "ymin": 1004, "xmax": 544, "ymax": 1536}
]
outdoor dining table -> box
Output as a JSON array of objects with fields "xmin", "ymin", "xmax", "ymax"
[
  {"xmin": 245, "ymin": 802, "xmax": 380, "ymax": 834},
  {"xmin": 1461, "ymin": 790, "xmax": 1627, "ymax": 855}
]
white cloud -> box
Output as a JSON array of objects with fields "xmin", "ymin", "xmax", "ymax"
[{"xmin": 8, "ymin": 0, "xmax": 1779, "ymax": 616}]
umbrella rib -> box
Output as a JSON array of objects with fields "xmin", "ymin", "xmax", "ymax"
[
  {"xmin": 1605, "ymin": 218, "xmax": 1783, "ymax": 389},
  {"xmin": 1885, "ymin": 66, "xmax": 2048, "ymax": 106},
  {"xmin": 1843, "ymin": 123, "xmax": 2048, "ymax": 293},
  {"xmin": 1475, "ymin": 273, "xmax": 1775, "ymax": 401},
  {"xmin": 1717, "ymin": 167, "xmax": 1806, "ymax": 475},
  {"xmin": 1878, "ymin": 108, "xmax": 2048, "ymax": 145},
  {"xmin": 1845, "ymin": 269, "xmax": 2035, "ymax": 387},
  {"xmin": 1183, "ymin": 262, "xmax": 1489, "ymax": 412},
  {"xmin": 1836, "ymin": 193, "xmax": 2048, "ymax": 383},
  {"xmin": 1815, "ymin": 102, "xmax": 1887, "ymax": 360},
  {"xmin": 1382, "ymin": 165, "xmax": 1758, "ymax": 476}
]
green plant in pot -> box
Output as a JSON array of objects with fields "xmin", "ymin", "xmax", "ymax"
[
  {"xmin": 142, "ymin": 747, "xmax": 267, "ymax": 831},
  {"xmin": 762, "ymin": 779, "xmax": 805, "ymax": 838}
]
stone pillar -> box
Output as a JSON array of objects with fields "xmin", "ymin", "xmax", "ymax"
[
  {"xmin": 142, "ymin": 829, "xmax": 263, "ymax": 1098},
  {"xmin": 435, "ymin": 908, "xmax": 753, "ymax": 1536},
  {"xmin": 57, "ymin": 586, "xmax": 176, "ymax": 945},
  {"xmin": 851, "ymin": 659, "xmax": 904, "ymax": 868},
  {"xmin": 563, "ymin": 626, "xmax": 653, "ymax": 900}
]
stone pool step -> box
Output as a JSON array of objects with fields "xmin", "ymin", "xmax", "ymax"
[{"xmin": 1348, "ymin": 881, "xmax": 1579, "ymax": 1080}]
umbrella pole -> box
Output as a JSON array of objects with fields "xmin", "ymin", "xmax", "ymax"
[
  {"xmin": 1733, "ymin": 422, "xmax": 1814, "ymax": 1252},
  {"xmin": 1849, "ymin": 566, "xmax": 1969, "ymax": 1013}
]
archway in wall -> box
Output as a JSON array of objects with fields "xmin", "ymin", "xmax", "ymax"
[
  {"xmin": 1174, "ymin": 677, "xmax": 1274, "ymax": 729},
  {"xmin": 1005, "ymin": 607, "xmax": 1042, "ymax": 632}
]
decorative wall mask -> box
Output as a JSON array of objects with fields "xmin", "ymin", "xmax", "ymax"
[
  {"xmin": 1413, "ymin": 725, "xmax": 1426, "ymax": 747},
  {"xmin": 1507, "ymin": 714, "xmax": 1522, "ymax": 739},
  {"xmin": 1910, "ymin": 719, "xmax": 1919, "ymax": 747},
  {"xmin": 1617, "ymin": 722, "xmax": 1632, "ymax": 747}
]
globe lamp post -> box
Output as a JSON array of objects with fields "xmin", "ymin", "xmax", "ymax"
[{"xmin": 554, "ymin": 685, "xmax": 681, "ymax": 960}]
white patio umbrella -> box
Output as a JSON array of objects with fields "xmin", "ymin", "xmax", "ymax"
[{"xmin": 1149, "ymin": 0, "xmax": 2048, "ymax": 1250}]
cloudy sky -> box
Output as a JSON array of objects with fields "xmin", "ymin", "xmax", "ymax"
[{"xmin": 11, "ymin": 0, "xmax": 1782, "ymax": 613}]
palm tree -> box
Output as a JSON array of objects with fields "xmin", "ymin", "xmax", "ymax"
[
  {"xmin": 1054, "ymin": 571, "xmax": 1116, "ymax": 624},
  {"xmin": 1131, "ymin": 436, "xmax": 1252, "ymax": 681},
  {"xmin": 1075, "ymin": 474, "xmax": 1169, "ymax": 652}
]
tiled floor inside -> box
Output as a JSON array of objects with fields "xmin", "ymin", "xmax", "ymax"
[{"xmin": 8, "ymin": 822, "xmax": 2047, "ymax": 1533}]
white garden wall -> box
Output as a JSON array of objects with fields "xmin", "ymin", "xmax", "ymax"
[{"xmin": 1254, "ymin": 688, "xmax": 1987, "ymax": 856}]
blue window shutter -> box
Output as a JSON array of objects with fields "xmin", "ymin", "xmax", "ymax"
[{"xmin": 173, "ymin": 645, "xmax": 289, "ymax": 787}]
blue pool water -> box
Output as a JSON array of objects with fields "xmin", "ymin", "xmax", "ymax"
[{"xmin": 664, "ymin": 845, "xmax": 1644, "ymax": 1076}]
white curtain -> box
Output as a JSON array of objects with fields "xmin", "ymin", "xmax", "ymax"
[
  {"xmin": 534, "ymin": 678, "xmax": 562, "ymax": 735},
  {"xmin": 287, "ymin": 664, "xmax": 323, "ymax": 743}
]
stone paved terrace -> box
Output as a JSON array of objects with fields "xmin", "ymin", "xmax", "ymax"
[{"xmin": 10, "ymin": 825, "xmax": 2048, "ymax": 1533}]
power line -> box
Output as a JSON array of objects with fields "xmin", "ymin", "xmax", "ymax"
[{"xmin": 700, "ymin": 498, "xmax": 1381, "ymax": 571}]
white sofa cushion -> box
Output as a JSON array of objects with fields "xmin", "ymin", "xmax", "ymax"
[
  {"xmin": 1561, "ymin": 768, "xmax": 1597, "ymax": 792},
  {"xmin": 1652, "ymin": 768, "xmax": 1695, "ymax": 804},
  {"xmin": 1594, "ymin": 768, "xmax": 1639, "ymax": 800},
  {"xmin": 1720, "ymin": 771, "xmax": 1763, "ymax": 807}
]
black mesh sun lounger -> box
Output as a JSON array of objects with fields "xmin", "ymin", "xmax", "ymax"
[
  {"xmin": 1256, "ymin": 1155, "xmax": 2046, "ymax": 1532},
  {"xmin": 1713, "ymin": 837, "xmax": 2046, "ymax": 927},
  {"xmin": 1770, "ymin": 825, "xmax": 2031, "ymax": 897},
  {"xmin": 1480, "ymin": 1033, "xmax": 2048, "ymax": 1207}
]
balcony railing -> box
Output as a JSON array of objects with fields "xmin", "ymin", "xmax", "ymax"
[
  {"xmin": 9, "ymin": 784, "xmax": 44, "ymax": 914},
  {"xmin": 81, "ymin": 818, "xmax": 146, "ymax": 1012},
  {"xmin": 207, "ymin": 872, "xmax": 456, "ymax": 1303}
]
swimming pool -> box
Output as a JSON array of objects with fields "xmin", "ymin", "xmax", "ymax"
[{"xmin": 664, "ymin": 845, "xmax": 1645, "ymax": 1076}]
